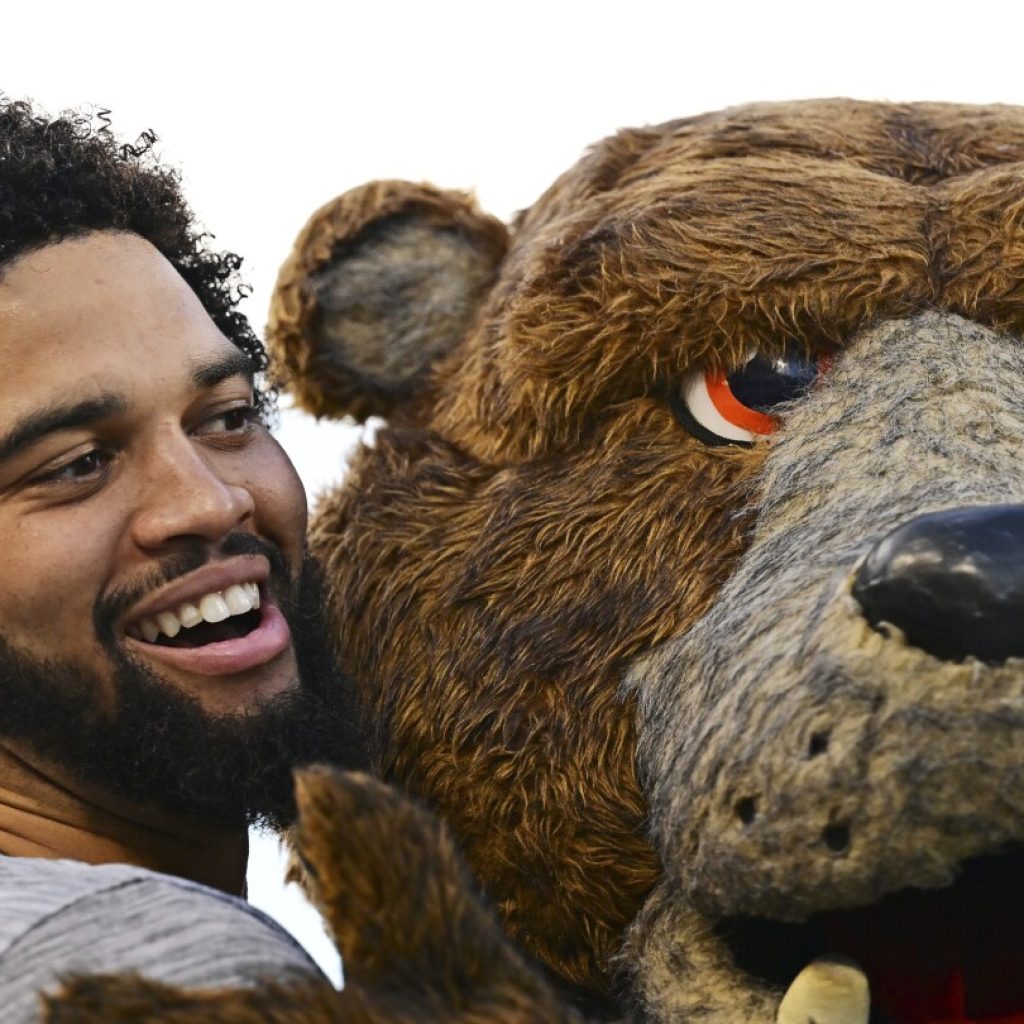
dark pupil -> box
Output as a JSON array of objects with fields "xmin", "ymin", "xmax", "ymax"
[{"xmin": 727, "ymin": 349, "xmax": 819, "ymax": 413}]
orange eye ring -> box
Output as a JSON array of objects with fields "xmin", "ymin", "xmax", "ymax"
[
  {"xmin": 674, "ymin": 346, "xmax": 833, "ymax": 447},
  {"xmin": 705, "ymin": 372, "xmax": 778, "ymax": 436}
]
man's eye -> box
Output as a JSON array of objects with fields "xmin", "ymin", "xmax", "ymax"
[
  {"xmin": 39, "ymin": 449, "xmax": 113, "ymax": 484},
  {"xmin": 671, "ymin": 345, "xmax": 831, "ymax": 446},
  {"xmin": 198, "ymin": 406, "xmax": 259, "ymax": 435}
]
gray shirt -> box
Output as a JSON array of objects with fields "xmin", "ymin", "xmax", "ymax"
[{"xmin": 0, "ymin": 856, "xmax": 328, "ymax": 1022}]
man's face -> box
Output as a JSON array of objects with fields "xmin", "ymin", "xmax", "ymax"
[
  {"xmin": 0, "ymin": 231, "xmax": 306, "ymax": 714},
  {"xmin": 0, "ymin": 231, "xmax": 362, "ymax": 828}
]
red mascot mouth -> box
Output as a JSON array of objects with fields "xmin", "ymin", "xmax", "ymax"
[{"xmin": 718, "ymin": 848, "xmax": 1024, "ymax": 1023}]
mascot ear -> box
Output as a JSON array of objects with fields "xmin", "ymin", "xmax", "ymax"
[{"xmin": 267, "ymin": 181, "xmax": 509, "ymax": 421}]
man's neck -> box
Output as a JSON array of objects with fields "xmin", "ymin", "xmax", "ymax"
[{"xmin": 0, "ymin": 742, "xmax": 248, "ymax": 896}]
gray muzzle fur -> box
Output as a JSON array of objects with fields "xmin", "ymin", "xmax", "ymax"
[{"xmin": 621, "ymin": 311, "xmax": 1024, "ymax": 1020}]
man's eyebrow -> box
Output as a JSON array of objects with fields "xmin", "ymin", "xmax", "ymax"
[
  {"xmin": 0, "ymin": 352, "xmax": 256, "ymax": 468},
  {"xmin": 0, "ymin": 395, "xmax": 128, "ymax": 466},
  {"xmin": 190, "ymin": 350, "xmax": 256, "ymax": 391}
]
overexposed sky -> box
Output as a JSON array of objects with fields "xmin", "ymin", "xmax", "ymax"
[{"xmin": 6, "ymin": 0, "xmax": 1024, "ymax": 983}]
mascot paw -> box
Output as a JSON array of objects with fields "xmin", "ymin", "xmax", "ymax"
[
  {"xmin": 289, "ymin": 766, "xmax": 588, "ymax": 1021},
  {"xmin": 45, "ymin": 973, "xmax": 340, "ymax": 1023}
]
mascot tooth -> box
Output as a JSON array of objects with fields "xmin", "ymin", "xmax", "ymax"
[{"xmin": 776, "ymin": 958, "xmax": 870, "ymax": 1024}]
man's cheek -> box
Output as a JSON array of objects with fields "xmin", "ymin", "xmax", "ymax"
[
  {"xmin": 250, "ymin": 439, "xmax": 308, "ymax": 556},
  {"xmin": 0, "ymin": 543, "xmax": 99, "ymax": 651}
]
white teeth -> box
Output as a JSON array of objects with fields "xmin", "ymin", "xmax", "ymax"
[
  {"xmin": 199, "ymin": 593, "xmax": 230, "ymax": 623},
  {"xmin": 156, "ymin": 611, "xmax": 181, "ymax": 639},
  {"xmin": 178, "ymin": 602, "xmax": 202, "ymax": 628},
  {"xmin": 132, "ymin": 581, "xmax": 262, "ymax": 642},
  {"xmin": 224, "ymin": 584, "xmax": 253, "ymax": 616},
  {"xmin": 776, "ymin": 956, "xmax": 869, "ymax": 1024}
]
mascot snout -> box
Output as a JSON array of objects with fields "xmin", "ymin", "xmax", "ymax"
[{"xmin": 627, "ymin": 310, "xmax": 1024, "ymax": 1023}]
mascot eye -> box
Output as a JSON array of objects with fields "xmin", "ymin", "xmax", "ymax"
[{"xmin": 672, "ymin": 346, "xmax": 829, "ymax": 446}]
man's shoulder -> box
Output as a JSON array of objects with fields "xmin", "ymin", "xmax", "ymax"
[
  {"xmin": 0, "ymin": 857, "xmax": 160, "ymax": 950},
  {"xmin": 0, "ymin": 855, "xmax": 327, "ymax": 1022},
  {"xmin": 0, "ymin": 854, "xmax": 172, "ymax": 893},
  {"xmin": 0, "ymin": 856, "xmax": 264, "ymax": 948}
]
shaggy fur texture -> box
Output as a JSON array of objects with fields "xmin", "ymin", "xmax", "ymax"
[
  {"xmin": 268, "ymin": 182, "xmax": 508, "ymax": 421},
  {"xmin": 305, "ymin": 407, "xmax": 753, "ymax": 998},
  {"xmin": 48, "ymin": 768, "xmax": 584, "ymax": 1023},
  {"xmin": 262, "ymin": 100, "xmax": 1024, "ymax": 1018}
]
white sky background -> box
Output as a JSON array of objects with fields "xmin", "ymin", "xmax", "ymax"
[{"xmin": 6, "ymin": 0, "xmax": 1024, "ymax": 983}]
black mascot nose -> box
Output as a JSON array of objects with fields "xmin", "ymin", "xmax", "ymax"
[{"xmin": 852, "ymin": 504, "xmax": 1024, "ymax": 664}]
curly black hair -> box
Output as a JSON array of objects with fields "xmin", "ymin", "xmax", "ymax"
[{"xmin": 0, "ymin": 98, "xmax": 272, "ymax": 416}]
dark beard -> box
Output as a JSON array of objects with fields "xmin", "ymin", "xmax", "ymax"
[{"xmin": 0, "ymin": 540, "xmax": 367, "ymax": 833}]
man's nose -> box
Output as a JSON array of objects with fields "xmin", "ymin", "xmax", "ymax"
[
  {"xmin": 129, "ymin": 434, "xmax": 255, "ymax": 549},
  {"xmin": 852, "ymin": 504, "xmax": 1024, "ymax": 663}
]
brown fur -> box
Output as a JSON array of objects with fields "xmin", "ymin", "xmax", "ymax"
[
  {"xmin": 289, "ymin": 767, "xmax": 587, "ymax": 1023},
  {"xmin": 269, "ymin": 182, "xmax": 508, "ymax": 421},
  {"xmin": 310, "ymin": 406, "xmax": 756, "ymax": 993},
  {"xmin": 264, "ymin": 99, "xmax": 1024, "ymax": 1015},
  {"xmin": 46, "ymin": 976, "xmax": 342, "ymax": 1024}
]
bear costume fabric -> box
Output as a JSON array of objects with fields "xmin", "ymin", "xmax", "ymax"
[
  {"xmin": 50, "ymin": 99, "xmax": 1024, "ymax": 1024},
  {"xmin": 266, "ymin": 99, "xmax": 1024, "ymax": 1024}
]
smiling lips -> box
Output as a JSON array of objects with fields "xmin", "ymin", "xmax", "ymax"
[{"xmin": 122, "ymin": 559, "xmax": 292, "ymax": 677}]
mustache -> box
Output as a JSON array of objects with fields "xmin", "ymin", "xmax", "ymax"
[{"xmin": 93, "ymin": 534, "xmax": 292, "ymax": 640}]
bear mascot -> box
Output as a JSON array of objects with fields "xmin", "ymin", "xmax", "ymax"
[{"xmin": 50, "ymin": 99, "xmax": 1024, "ymax": 1024}]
